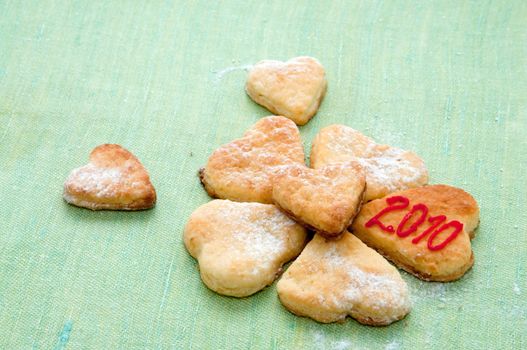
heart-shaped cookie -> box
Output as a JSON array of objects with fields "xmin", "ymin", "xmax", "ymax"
[
  {"xmin": 351, "ymin": 185, "xmax": 480, "ymax": 281},
  {"xmin": 63, "ymin": 144, "xmax": 156, "ymax": 210},
  {"xmin": 272, "ymin": 162, "xmax": 366, "ymax": 237},
  {"xmin": 246, "ymin": 56, "xmax": 327, "ymax": 125},
  {"xmin": 311, "ymin": 125, "xmax": 428, "ymax": 201},
  {"xmin": 184, "ymin": 200, "xmax": 307, "ymax": 297},
  {"xmin": 200, "ymin": 115, "xmax": 305, "ymax": 204},
  {"xmin": 277, "ymin": 232, "xmax": 410, "ymax": 325}
]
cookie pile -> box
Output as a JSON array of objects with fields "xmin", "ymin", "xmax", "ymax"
[
  {"xmin": 185, "ymin": 56, "xmax": 480, "ymax": 326},
  {"xmin": 61, "ymin": 56, "xmax": 480, "ymax": 327}
]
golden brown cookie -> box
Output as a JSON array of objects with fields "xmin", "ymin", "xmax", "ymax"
[
  {"xmin": 63, "ymin": 144, "xmax": 156, "ymax": 210},
  {"xmin": 200, "ymin": 116, "xmax": 305, "ymax": 204},
  {"xmin": 184, "ymin": 200, "xmax": 307, "ymax": 297},
  {"xmin": 272, "ymin": 162, "xmax": 366, "ymax": 238},
  {"xmin": 246, "ymin": 57, "xmax": 327, "ymax": 125},
  {"xmin": 277, "ymin": 232, "xmax": 411, "ymax": 325},
  {"xmin": 351, "ymin": 185, "xmax": 480, "ymax": 281},
  {"xmin": 311, "ymin": 125, "xmax": 428, "ymax": 201}
]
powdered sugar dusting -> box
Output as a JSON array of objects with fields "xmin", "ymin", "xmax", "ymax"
[
  {"xmin": 514, "ymin": 282, "xmax": 521, "ymax": 295},
  {"xmin": 322, "ymin": 244, "xmax": 410, "ymax": 317},
  {"xmin": 316, "ymin": 125, "xmax": 427, "ymax": 198},
  {"xmin": 356, "ymin": 146, "xmax": 422, "ymax": 192},
  {"xmin": 66, "ymin": 164, "xmax": 123, "ymax": 197},
  {"xmin": 253, "ymin": 58, "xmax": 313, "ymax": 77},
  {"xmin": 312, "ymin": 330, "xmax": 352, "ymax": 350},
  {"xmin": 333, "ymin": 340, "xmax": 352, "ymax": 350},
  {"xmin": 211, "ymin": 201, "xmax": 299, "ymax": 271},
  {"xmin": 410, "ymin": 280, "xmax": 447, "ymax": 302},
  {"xmin": 231, "ymin": 215, "xmax": 286, "ymax": 258},
  {"xmin": 385, "ymin": 340, "xmax": 401, "ymax": 350},
  {"xmin": 213, "ymin": 64, "xmax": 253, "ymax": 83}
]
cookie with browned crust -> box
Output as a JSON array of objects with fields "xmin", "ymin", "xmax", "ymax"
[
  {"xmin": 63, "ymin": 144, "xmax": 156, "ymax": 210},
  {"xmin": 184, "ymin": 200, "xmax": 307, "ymax": 297},
  {"xmin": 246, "ymin": 57, "xmax": 327, "ymax": 125},
  {"xmin": 352, "ymin": 185, "xmax": 480, "ymax": 281},
  {"xmin": 311, "ymin": 125, "xmax": 428, "ymax": 201},
  {"xmin": 272, "ymin": 162, "xmax": 366, "ymax": 238},
  {"xmin": 200, "ymin": 116, "xmax": 305, "ymax": 204},
  {"xmin": 277, "ymin": 232, "xmax": 410, "ymax": 326}
]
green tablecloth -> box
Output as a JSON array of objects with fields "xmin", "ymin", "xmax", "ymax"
[{"xmin": 1, "ymin": 1, "xmax": 525, "ymax": 349}]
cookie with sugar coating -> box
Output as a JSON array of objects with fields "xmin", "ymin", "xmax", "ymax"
[
  {"xmin": 184, "ymin": 200, "xmax": 308, "ymax": 297},
  {"xmin": 63, "ymin": 144, "xmax": 156, "ymax": 210},
  {"xmin": 351, "ymin": 185, "xmax": 480, "ymax": 282},
  {"xmin": 311, "ymin": 124, "xmax": 428, "ymax": 201},
  {"xmin": 277, "ymin": 232, "xmax": 411, "ymax": 326},
  {"xmin": 272, "ymin": 162, "xmax": 366, "ymax": 238},
  {"xmin": 246, "ymin": 56, "xmax": 327, "ymax": 125},
  {"xmin": 200, "ymin": 115, "xmax": 305, "ymax": 204}
]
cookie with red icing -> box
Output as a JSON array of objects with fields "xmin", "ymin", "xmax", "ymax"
[{"xmin": 351, "ymin": 185, "xmax": 480, "ymax": 281}]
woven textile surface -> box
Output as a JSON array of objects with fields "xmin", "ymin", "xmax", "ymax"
[{"xmin": 0, "ymin": 1, "xmax": 525, "ymax": 349}]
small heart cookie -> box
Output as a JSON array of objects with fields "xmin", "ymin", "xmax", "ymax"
[
  {"xmin": 246, "ymin": 57, "xmax": 327, "ymax": 125},
  {"xmin": 311, "ymin": 125, "xmax": 428, "ymax": 201},
  {"xmin": 351, "ymin": 185, "xmax": 480, "ymax": 281},
  {"xmin": 277, "ymin": 232, "xmax": 410, "ymax": 325},
  {"xmin": 63, "ymin": 144, "xmax": 156, "ymax": 210},
  {"xmin": 272, "ymin": 162, "xmax": 366, "ymax": 237},
  {"xmin": 200, "ymin": 116, "xmax": 305, "ymax": 204},
  {"xmin": 184, "ymin": 200, "xmax": 307, "ymax": 297}
]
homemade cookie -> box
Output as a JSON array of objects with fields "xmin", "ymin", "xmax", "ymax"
[
  {"xmin": 352, "ymin": 185, "xmax": 480, "ymax": 281},
  {"xmin": 246, "ymin": 56, "xmax": 327, "ymax": 125},
  {"xmin": 200, "ymin": 116, "xmax": 305, "ymax": 203},
  {"xmin": 63, "ymin": 144, "xmax": 156, "ymax": 210},
  {"xmin": 311, "ymin": 125, "xmax": 428, "ymax": 201},
  {"xmin": 184, "ymin": 200, "xmax": 307, "ymax": 297},
  {"xmin": 272, "ymin": 162, "xmax": 366, "ymax": 238},
  {"xmin": 277, "ymin": 232, "xmax": 410, "ymax": 325}
]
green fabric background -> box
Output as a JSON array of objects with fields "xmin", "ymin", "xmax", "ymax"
[{"xmin": 0, "ymin": 0, "xmax": 526, "ymax": 349}]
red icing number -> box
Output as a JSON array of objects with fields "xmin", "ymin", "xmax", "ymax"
[
  {"xmin": 396, "ymin": 204, "xmax": 428, "ymax": 237},
  {"xmin": 365, "ymin": 196, "xmax": 464, "ymax": 251},
  {"xmin": 427, "ymin": 221, "xmax": 463, "ymax": 251},
  {"xmin": 365, "ymin": 196, "xmax": 409, "ymax": 233}
]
